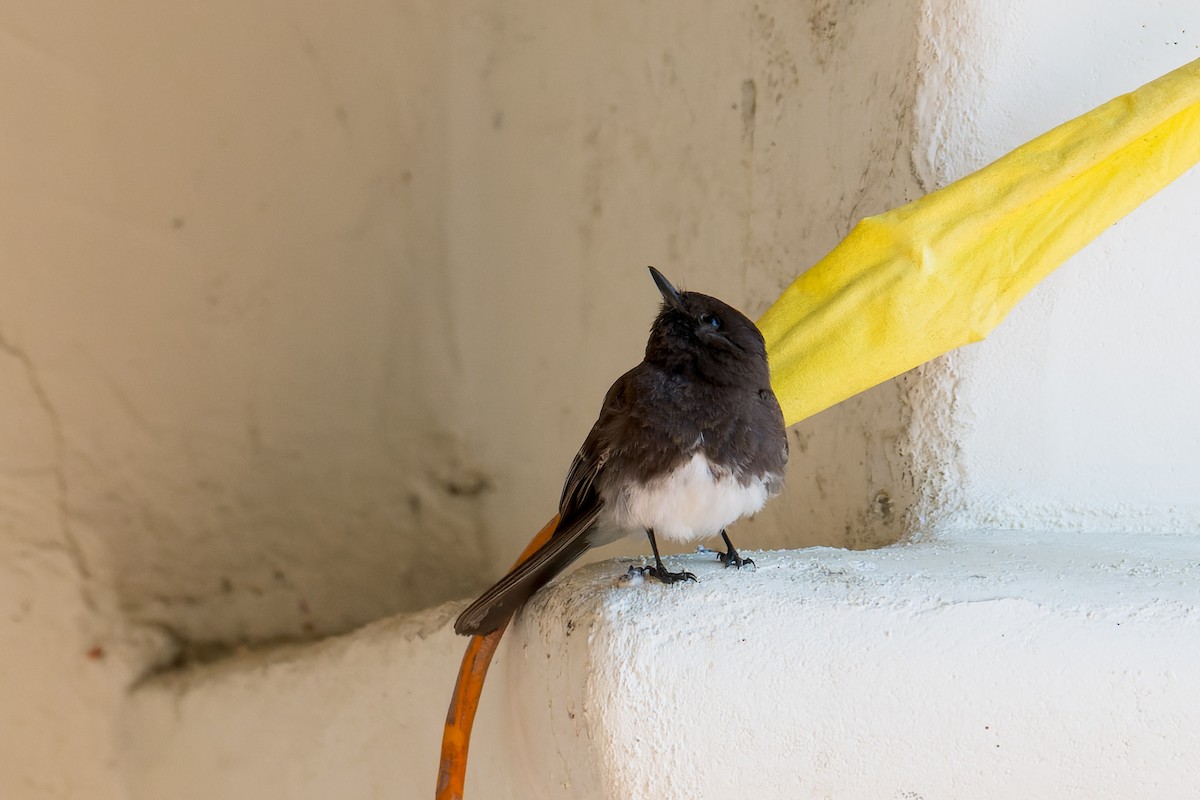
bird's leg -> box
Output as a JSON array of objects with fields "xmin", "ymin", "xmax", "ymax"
[
  {"xmin": 716, "ymin": 529, "xmax": 755, "ymax": 570},
  {"xmin": 628, "ymin": 529, "xmax": 696, "ymax": 584}
]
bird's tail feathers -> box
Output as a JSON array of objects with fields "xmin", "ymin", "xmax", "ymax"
[{"xmin": 453, "ymin": 510, "xmax": 598, "ymax": 636}]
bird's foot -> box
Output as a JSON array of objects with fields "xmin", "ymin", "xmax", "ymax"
[
  {"xmin": 627, "ymin": 564, "xmax": 697, "ymax": 584},
  {"xmin": 717, "ymin": 549, "xmax": 756, "ymax": 570}
]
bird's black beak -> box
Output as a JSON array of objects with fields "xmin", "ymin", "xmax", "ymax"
[{"xmin": 648, "ymin": 266, "xmax": 685, "ymax": 312}]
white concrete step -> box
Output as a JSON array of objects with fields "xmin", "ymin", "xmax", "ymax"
[{"xmin": 124, "ymin": 531, "xmax": 1200, "ymax": 799}]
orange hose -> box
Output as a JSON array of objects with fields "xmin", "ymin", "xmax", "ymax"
[{"xmin": 435, "ymin": 515, "xmax": 560, "ymax": 800}]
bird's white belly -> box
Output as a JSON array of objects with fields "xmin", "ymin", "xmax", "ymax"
[{"xmin": 609, "ymin": 453, "xmax": 772, "ymax": 543}]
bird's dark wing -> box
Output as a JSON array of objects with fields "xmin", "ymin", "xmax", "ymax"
[
  {"xmin": 454, "ymin": 373, "xmax": 632, "ymax": 637},
  {"xmin": 557, "ymin": 379, "xmax": 623, "ymax": 518},
  {"xmin": 452, "ymin": 504, "xmax": 599, "ymax": 635}
]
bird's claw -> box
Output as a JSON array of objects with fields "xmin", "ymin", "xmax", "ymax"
[
  {"xmin": 627, "ymin": 564, "xmax": 697, "ymax": 584},
  {"xmin": 717, "ymin": 550, "xmax": 756, "ymax": 570}
]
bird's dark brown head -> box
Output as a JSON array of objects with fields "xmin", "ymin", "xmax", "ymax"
[{"xmin": 644, "ymin": 267, "xmax": 769, "ymax": 386}]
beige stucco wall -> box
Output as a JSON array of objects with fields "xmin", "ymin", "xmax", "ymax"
[
  {"xmin": 1, "ymin": 0, "xmax": 474, "ymax": 652},
  {"xmin": 439, "ymin": 0, "xmax": 928, "ymax": 564},
  {"xmin": 2, "ymin": 0, "xmax": 925, "ymax": 665},
  {"xmin": 3, "ymin": 2, "xmax": 921, "ymax": 794},
  {"xmin": 2, "ymin": 1, "xmax": 460, "ymax": 794},
  {"xmin": 3, "ymin": 0, "xmax": 1199, "ymax": 797}
]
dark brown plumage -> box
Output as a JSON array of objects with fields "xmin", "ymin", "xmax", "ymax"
[{"xmin": 455, "ymin": 268, "xmax": 787, "ymax": 636}]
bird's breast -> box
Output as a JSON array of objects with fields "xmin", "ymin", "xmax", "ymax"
[{"xmin": 606, "ymin": 452, "xmax": 777, "ymax": 543}]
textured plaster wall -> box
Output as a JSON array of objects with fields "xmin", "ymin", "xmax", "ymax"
[
  {"xmin": 909, "ymin": 0, "xmax": 1200, "ymax": 533},
  {"xmin": 1, "ymin": 1, "xmax": 466, "ymax": 796},
  {"xmin": 122, "ymin": 605, "xmax": 517, "ymax": 800},
  {"xmin": 0, "ymin": 347, "xmax": 168, "ymax": 799},
  {"xmin": 444, "ymin": 0, "xmax": 927, "ymax": 575},
  {"xmin": 0, "ymin": 0, "xmax": 493, "ymax": 654},
  {"xmin": 2, "ymin": 2, "xmax": 924, "ymax": 795},
  {"xmin": 6, "ymin": 0, "xmax": 1200, "ymax": 798},
  {"xmin": 2, "ymin": 0, "xmax": 929, "ymax": 662}
]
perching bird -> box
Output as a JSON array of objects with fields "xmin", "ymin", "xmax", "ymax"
[{"xmin": 454, "ymin": 267, "xmax": 788, "ymax": 636}]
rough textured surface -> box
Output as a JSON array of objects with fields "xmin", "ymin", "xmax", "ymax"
[
  {"xmin": 123, "ymin": 603, "xmax": 518, "ymax": 800},
  {"xmin": 3, "ymin": 1, "xmax": 928, "ymax": 793},
  {"xmin": 910, "ymin": 0, "xmax": 1200, "ymax": 534},
  {"xmin": 0, "ymin": 344, "xmax": 172, "ymax": 799},
  {"xmin": 444, "ymin": 0, "xmax": 927, "ymax": 569},
  {"xmin": 0, "ymin": 0, "xmax": 495, "ymax": 653},
  {"xmin": 5, "ymin": 1, "xmax": 1200, "ymax": 797},
  {"xmin": 0, "ymin": 0, "xmax": 925, "ymax": 662},
  {"xmin": 124, "ymin": 535, "xmax": 1200, "ymax": 799},
  {"xmin": 509, "ymin": 537, "xmax": 1200, "ymax": 799}
]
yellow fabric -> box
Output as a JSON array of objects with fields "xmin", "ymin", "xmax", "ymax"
[{"xmin": 759, "ymin": 57, "xmax": 1200, "ymax": 428}]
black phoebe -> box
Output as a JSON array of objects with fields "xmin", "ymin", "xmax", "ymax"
[{"xmin": 454, "ymin": 267, "xmax": 788, "ymax": 636}]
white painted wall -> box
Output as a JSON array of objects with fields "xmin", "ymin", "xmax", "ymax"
[{"xmin": 910, "ymin": 0, "xmax": 1200, "ymax": 533}]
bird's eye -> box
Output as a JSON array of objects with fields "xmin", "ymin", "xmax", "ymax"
[{"xmin": 700, "ymin": 313, "xmax": 721, "ymax": 330}]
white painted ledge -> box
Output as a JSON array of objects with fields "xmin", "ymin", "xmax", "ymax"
[
  {"xmin": 123, "ymin": 532, "xmax": 1200, "ymax": 799},
  {"xmin": 121, "ymin": 604, "xmax": 519, "ymax": 800}
]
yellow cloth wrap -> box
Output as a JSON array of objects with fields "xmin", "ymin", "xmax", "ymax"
[{"xmin": 758, "ymin": 57, "xmax": 1200, "ymax": 429}]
